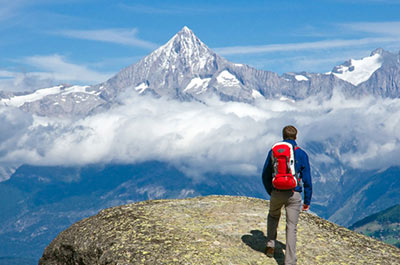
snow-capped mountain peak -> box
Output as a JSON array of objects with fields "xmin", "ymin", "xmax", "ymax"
[
  {"xmin": 371, "ymin": 48, "xmax": 385, "ymax": 56},
  {"xmin": 148, "ymin": 26, "xmax": 217, "ymax": 72},
  {"xmin": 95, "ymin": 26, "xmax": 231, "ymax": 101},
  {"xmin": 331, "ymin": 53, "xmax": 383, "ymax": 86}
]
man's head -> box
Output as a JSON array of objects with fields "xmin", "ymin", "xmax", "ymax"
[{"xmin": 283, "ymin": 125, "xmax": 297, "ymax": 140}]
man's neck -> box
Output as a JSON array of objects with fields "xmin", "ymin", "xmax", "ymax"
[{"xmin": 283, "ymin": 139, "xmax": 297, "ymax": 146}]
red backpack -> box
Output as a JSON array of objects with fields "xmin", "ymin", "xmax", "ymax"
[{"xmin": 271, "ymin": 142, "xmax": 299, "ymax": 190}]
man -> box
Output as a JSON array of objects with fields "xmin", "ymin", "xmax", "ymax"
[{"xmin": 262, "ymin": 125, "xmax": 312, "ymax": 265}]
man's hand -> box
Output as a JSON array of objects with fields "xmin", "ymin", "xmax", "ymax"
[{"xmin": 302, "ymin": 204, "xmax": 310, "ymax": 211}]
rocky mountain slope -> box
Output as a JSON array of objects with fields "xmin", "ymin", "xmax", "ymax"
[
  {"xmin": 40, "ymin": 196, "xmax": 400, "ymax": 265},
  {"xmin": 316, "ymin": 166, "xmax": 400, "ymax": 227},
  {"xmin": 350, "ymin": 204, "xmax": 400, "ymax": 247}
]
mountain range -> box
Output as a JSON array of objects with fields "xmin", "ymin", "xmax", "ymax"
[
  {"xmin": 0, "ymin": 26, "xmax": 400, "ymax": 264},
  {"xmin": 1, "ymin": 27, "xmax": 400, "ymax": 117}
]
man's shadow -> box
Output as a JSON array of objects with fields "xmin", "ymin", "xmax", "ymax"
[{"xmin": 241, "ymin": 230, "xmax": 285, "ymax": 265}]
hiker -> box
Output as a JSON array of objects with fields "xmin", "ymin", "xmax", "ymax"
[{"xmin": 261, "ymin": 125, "xmax": 312, "ymax": 265}]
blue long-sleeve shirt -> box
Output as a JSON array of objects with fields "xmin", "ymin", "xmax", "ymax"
[{"xmin": 262, "ymin": 139, "xmax": 312, "ymax": 205}]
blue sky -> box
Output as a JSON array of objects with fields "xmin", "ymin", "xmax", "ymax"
[{"xmin": 1, "ymin": 0, "xmax": 400, "ymax": 91}]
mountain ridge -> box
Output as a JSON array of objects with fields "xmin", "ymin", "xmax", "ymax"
[
  {"xmin": 1, "ymin": 26, "xmax": 400, "ymax": 117},
  {"xmin": 350, "ymin": 204, "xmax": 400, "ymax": 247}
]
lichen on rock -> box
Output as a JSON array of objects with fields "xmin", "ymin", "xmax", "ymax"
[{"xmin": 39, "ymin": 195, "xmax": 400, "ymax": 265}]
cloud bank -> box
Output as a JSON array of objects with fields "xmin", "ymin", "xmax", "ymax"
[
  {"xmin": 56, "ymin": 28, "xmax": 158, "ymax": 49},
  {"xmin": 1, "ymin": 90, "xmax": 400, "ymax": 182}
]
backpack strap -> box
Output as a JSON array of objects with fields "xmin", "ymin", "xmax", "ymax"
[{"xmin": 293, "ymin": 146, "xmax": 302, "ymax": 185}]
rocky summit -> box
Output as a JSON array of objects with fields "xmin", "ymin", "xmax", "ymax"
[{"xmin": 39, "ymin": 196, "xmax": 400, "ymax": 265}]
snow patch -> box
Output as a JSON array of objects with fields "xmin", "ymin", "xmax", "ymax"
[
  {"xmin": 216, "ymin": 70, "xmax": 241, "ymax": 86},
  {"xmin": 333, "ymin": 53, "xmax": 383, "ymax": 86},
  {"xmin": 0, "ymin": 85, "xmax": 94, "ymax": 107},
  {"xmin": 135, "ymin": 83, "xmax": 148, "ymax": 94},
  {"xmin": 0, "ymin": 85, "xmax": 63, "ymax": 107},
  {"xmin": 252, "ymin": 89, "xmax": 263, "ymax": 99},
  {"xmin": 295, "ymin": 75, "xmax": 308, "ymax": 81},
  {"xmin": 62, "ymin": 85, "xmax": 91, "ymax": 95},
  {"xmin": 183, "ymin": 77, "xmax": 211, "ymax": 93}
]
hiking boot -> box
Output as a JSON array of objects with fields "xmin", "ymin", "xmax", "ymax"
[{"xmin": 265, "ymin": 246, "xmax": 274, "ymax": 258}]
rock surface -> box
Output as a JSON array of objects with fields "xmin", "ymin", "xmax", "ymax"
[{"xmin": 39, "ymin": 195, "xmax": 400, "ymax": 265}]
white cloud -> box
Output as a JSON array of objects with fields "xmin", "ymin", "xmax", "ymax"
[
  {"xmin": 56, "ymin": 28, "xmax": 158, "ymax": 49},
  {"xmin": 0, "ymin": 0, "xmax": 30, "ymax": 21},
  {"xmin": 0, "ymin": 70, "xmax": 54, "ymax": 92},
  {"xmin": 0, "ymin": 0, "xmax": 83, "ymax": 22},
  {"xmin": 119, "ymin": 3, "xmax": 246, "ymax": 15},
  {"xmin": 25, "ymin": 54, "xmax": 112, "ymax": 83},
  {"xmin": 1, "ymin": 90, "xmax": 400, "ymax": 181},
  {"xmin": 215, "ymin": 37, "xmax": 400, "ymax": 55},
  {"xmin": 120, "ymin": 3, "xmax": 198, "ymax": 14},
  {"xmin": 0, "ymin": 54, "xmax": 112, "ymax": 92},
  {"xmin": 340, "ymin": 21, "xmax": 400, "ymax": 36},
  {"xmin": 215, "ymin": 21, "xmax": 400, "ymax": 73},
  {"xmin": 0, "ymin": 70, "xmax": 16, "ymax": 78}
]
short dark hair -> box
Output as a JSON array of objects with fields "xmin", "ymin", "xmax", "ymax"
[{"xmin": 283, "ymin": 125, "xmax": 297, "ymax": 140}]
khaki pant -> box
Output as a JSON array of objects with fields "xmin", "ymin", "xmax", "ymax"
[{"xmin": 267, "ymin": 190, "xmax": 302, "ymax": 265}]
